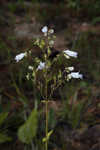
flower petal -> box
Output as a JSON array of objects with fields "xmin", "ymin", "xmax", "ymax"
[
  {"xmin": 41, "ymin": 26, "xmax": 48, "ymax": 33},
  {"xmin": 37, "ymin": 62, "xmax": 45, "ymax": 70},
  {"xmin": 68, "ymin": 72, "xmax": 83, "ymax": 79},
  {"xmin": 67, "ymin": 67, "xmax": 74, "ymax": 71},
  {"xmin": 15, "ymin": 52, "xmax": 27, "ymax": 62},
  {"xmin": 64, "ymin": 50, "xmax": 78, "ymax": 58}
]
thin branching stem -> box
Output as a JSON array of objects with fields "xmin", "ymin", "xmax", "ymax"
[
  {"xmin": 45, "ymin": 100, "xmax": 48, "ymax": 150},
  {"xmin": 45, "ymin": 39, "xmax": 49, "ymax": 150}
]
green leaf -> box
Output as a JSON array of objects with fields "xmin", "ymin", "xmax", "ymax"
[
  {"xmin": 0, "ymin": 112, "xmax": 8, "ymax": 126},
  {"xmin": 40, "ymin": 39, "xmax": 45, "ymax": 49},
  {"xmin": 42, "ymin": 130, "xmax": 53, "ymax": 143},
  {"xmin": 0, "ymin": 133, "xmax": 12, "ymax": 143},
  {"xmin": 18, "ymin": 109, "xmax": 38, "ymax": 144}
]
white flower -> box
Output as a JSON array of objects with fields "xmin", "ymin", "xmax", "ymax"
[
  {"xmin": 49, "ymin": 40, "xmax": 54, "ymax": 46},
  {"xmin": 37, "ymin": 62, "xmax": 45, "ymax": 70},
  {"xmin": 48, "ymin": 29, "xmax": 54, "ymax": 34},
  {"xmin": 64, "ymin": 50, "xmax": 78, "ymax": 58},
  {"xmin": 68, "ymin": 72, "xmax": 83, "ymax": 79},
  {"xmin": 67, "ymin": 67, "xmax": 74, "ymax": 71},
  {"xmin": 41, "ymin": 26, "xmax": 48, "ymax": 33},
  {"xmin": 15, "ymin": 52, "xmax": 27, "ymax": 62},
  {"xmin": 28, "ymin": 66, "xmax": 33, "ymax": 70}
]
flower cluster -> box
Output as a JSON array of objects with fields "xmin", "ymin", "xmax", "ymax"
[{"xmin": 15, "ymin": 26, "xmax": 83, "ymax": 81}]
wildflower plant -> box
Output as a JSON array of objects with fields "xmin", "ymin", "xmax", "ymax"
[{"xmin": 14, "ymin": 25, "xmax": 83, "ymax": 150}]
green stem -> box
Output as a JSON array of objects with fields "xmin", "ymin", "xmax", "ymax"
[
  {"xmin": 45, "ymin": 100, "xmax": 48, "ymax": 150},
  {"xmin": 45, "ymin": 71, "xmax": 48, "ymax": 150},
  {"xmin": 45, "ymin": 49, "xmax": 48, "ymax": 150}
]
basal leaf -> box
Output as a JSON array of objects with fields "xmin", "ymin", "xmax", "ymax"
[{"xmin": 18, "ymin": 109, "xmax": 38, "ymax": 144}]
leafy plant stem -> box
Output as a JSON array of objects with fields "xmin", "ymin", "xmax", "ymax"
[{"xmin": 45, "ymin": 44, "xmax": 49, "ymax": 150}]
